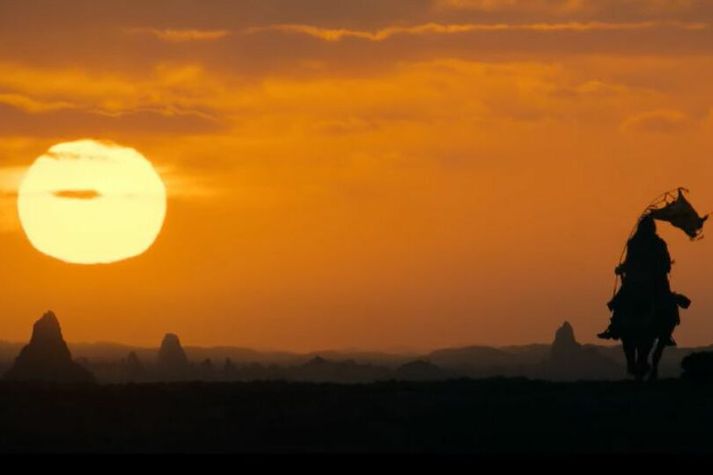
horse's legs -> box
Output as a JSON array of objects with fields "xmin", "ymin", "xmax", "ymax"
[
  {"xmin": 637, "ymin": 340, "xmax": 654, "ymax": 380},
  {"xmin": 622, "ymin": 339, "xmax": 637, "ymax": 376},
  {"xmin": 649, "ymin": 339, "xmax": 666, "ymax": 381}
]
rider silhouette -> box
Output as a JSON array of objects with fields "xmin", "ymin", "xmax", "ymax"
[{"xmin": 598, "ymin": 215, "xmax": 680, "ymax": 346}]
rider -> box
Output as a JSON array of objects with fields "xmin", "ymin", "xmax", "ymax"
[{"xmin": 598, "ymin": 214, "xmax": 679, "ymax": 346}]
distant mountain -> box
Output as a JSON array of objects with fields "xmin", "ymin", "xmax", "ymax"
[
  {"xmin": 68, "ymin": 342, "xmax": 155, "ymax": 362},
  {"xmin": 300, "ymin": 350, "xmax": 417, "ymax": 367},
  {"xmin": 428, "ymin": 346, "xmax": 511, "ymax": 367},
  {"xmin": 0, "ymin": 320, "xmax": 707, "ymax": 383},
  {"xmin": 4, "ymin": 311, "xmax": 94, "ymax": 384},
  {"xmin": 396, "ymin": 360, "xmax": 450, "ymax": 381},
  {"xmin": 426, "ymin": 345, "xmax": 548, "ymax": 378},
  {"xmin": 183, "ymin": 346, "xmax": 301, "ymax": 365},
  {"xmin": 64, "ymin": 344, "xmax": 416, "ymax": 369},
  {"xmin": 289, "ymin": 356, "xmax": 392, "ymax": 383}
]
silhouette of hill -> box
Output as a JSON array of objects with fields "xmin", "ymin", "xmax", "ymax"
[
  {"xmin": 288, "ymin": 356, "xmax": 391, "ymax": 383},
  {"xmin": 395, "ymin": 360, "xmax": 450, "ymax": 381},
  {"xmin": 185, "ymin": 346, "xmax": 299, "ymax": 365},
  {"xmin": 427, "ymin": 346, "xmax": 527, "ymax": 377},
  {"xmin": 300, "ymin": 350, "xmax": 417, "ymax": 367},
  {"xmin": 3, "ymin": 312, "xmax": 94, "ymax": 384}
]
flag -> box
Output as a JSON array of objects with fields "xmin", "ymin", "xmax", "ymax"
[{"xmin": 649, "ymin": 189, "xmax": 708, "ymax": 239}]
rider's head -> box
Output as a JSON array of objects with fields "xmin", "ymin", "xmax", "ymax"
[{"xmin": 636, "ymin": 214, "xmax": 657, "ymax": 238}]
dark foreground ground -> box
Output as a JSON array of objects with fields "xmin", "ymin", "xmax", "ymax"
[{"xmin": 1, "ymin": 378, "xmax": 713, "ymax": 453}]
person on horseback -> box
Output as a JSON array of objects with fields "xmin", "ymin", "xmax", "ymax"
[{"xmin": 597, "ymin": 214, "xmax": 681, "ymax": 346}]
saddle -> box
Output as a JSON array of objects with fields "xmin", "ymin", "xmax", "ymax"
[{"xmin": 616, "ymin": 291, "xmax": 690, "ymax": 336}]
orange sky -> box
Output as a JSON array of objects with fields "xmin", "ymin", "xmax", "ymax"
[{"xmin": 1, "ymin": 0, "xmax": 713, "ymax": 351}]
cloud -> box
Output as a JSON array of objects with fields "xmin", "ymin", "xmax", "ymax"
[
  {"xmin": 0, "ymin": 63, "xmax": 227, "ymax": 136},
  {"xmin": 436, "ymin": 0, "xmax": 594, "ymax": 13},
  {"xmin": 246, "ymin": 20, "xmax": 705, "ymax": 42},
  {"xmin": 52, "ymin": 190, "xmax": 101, "ymax": 200},
  {"xmin": 1, "ymin": 2, "xmax": 711, "ymax": 77},
  {"xmin": 0, "ymin": 103, "xmax": 224, "ymax": 137},
  {"xmin": 0, "ymin": 94, "xmax": 75, "ymax": 113},
  {"xmin": 0, "ymin": 166, "xmax": 25, "ymax": 194},
  {"xmin": 435, "ymin": 0, "xmax": 700, "ymax": 15},
  {"xmin": 620, "ymin": 109, "xmax": 694, "ymax": 133},
  {"xmin": 126, "ymin": 28, "xmax": 231, "ymax": 43}
]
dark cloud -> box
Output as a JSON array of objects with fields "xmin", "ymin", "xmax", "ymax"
[
  {"xmin": 0, "ymin": 0, "xmax": 433, "ymax": 30},
  {"xmin": 434, "ymin": 0, "xmax": 713, "ymax": 23},
  {"xmin": 2, "ymin": 0, "xmax": 711, "ymax": 30},
  {"xmin": 1, "ymin": 0, "xmax": 712, "ymax": 77}
]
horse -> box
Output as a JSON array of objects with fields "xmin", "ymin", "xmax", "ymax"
[{"xmin": 619, "ymin": 293, "xmax": 685, "ymax": 381}]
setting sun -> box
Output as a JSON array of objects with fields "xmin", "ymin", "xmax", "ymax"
[{"xmin": 17, "ymin": 140, "xmax": 167, "ymax": 265}]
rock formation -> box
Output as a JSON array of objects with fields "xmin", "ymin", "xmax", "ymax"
[
  {"xmin": 156, "ymin": 333, "xmax": 189, "ymax": 380},
  {"xmin": 293, "ymin": 356, "xmax": 391, "ymax": 383},
  {"xmin": 4, "ymin": 311, "xmax": 95, "ymax": 383},
  {"xmin": 550, "ymin": 321, "xmax": 581, "ymax": 362},
  {"xmin": 540, "ymin": 321, "xmax": 620, "ymax": 380}
]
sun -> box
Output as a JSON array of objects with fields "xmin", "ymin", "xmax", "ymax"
[{"xmin": 17, "ymin": 140, "xmax": 167, "ymax": 265}]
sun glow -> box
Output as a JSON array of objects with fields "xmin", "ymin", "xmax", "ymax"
[{"xmin": 17, "ymin": 140, "xmax": 167, "ymax": 264}]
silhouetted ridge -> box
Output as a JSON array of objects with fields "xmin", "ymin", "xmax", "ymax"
[
  {"xmin": 396, "ymin": 360, "xmax": 449, "ymax": 381},
  {"xmin": 303, "ymin": 356, "xmax": 328, "ymax": 367},
  {"xmin": 4, "ymin": 311, "xmax": 95, "ymax": 383}
]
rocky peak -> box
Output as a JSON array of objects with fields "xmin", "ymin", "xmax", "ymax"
[
  {"xmin": 157, "ymin": 333, "xmax": 189, "ymax": 375},
  {"xmin": 29, "ymin": 311, "xmax": 64, "ymax": 346},
  {"xmin": 551, "ymin": 321, "xmax": 582, "ymax": 360},
  {"xmin": 4, "ymin": 311, "xmax": 94, "ymax": 383}
]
